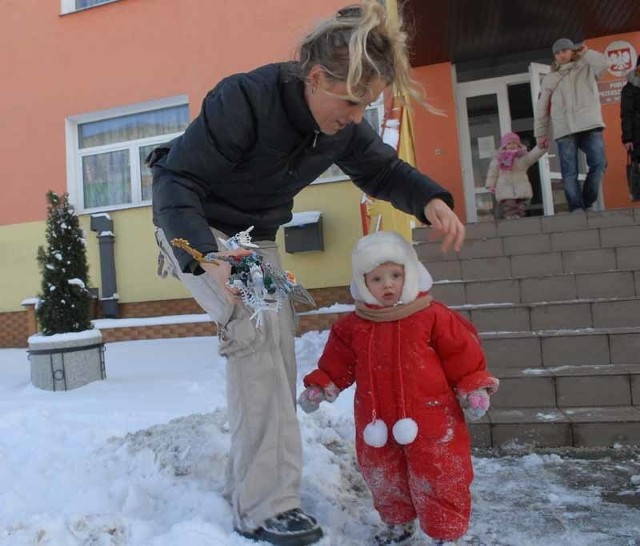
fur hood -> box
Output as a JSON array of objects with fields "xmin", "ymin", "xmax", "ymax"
[{"xmin": 350, "ymin": 231, "xmax": 433, "ymax": 306}]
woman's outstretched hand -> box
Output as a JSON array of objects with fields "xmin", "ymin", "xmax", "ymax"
[
  {"xmin": 424, "ymin": 198, "xmax": 466, "ymax": 253},
  {"xmin": 201, "ymin": 249, "xmax": 253, "ymax": 303}
]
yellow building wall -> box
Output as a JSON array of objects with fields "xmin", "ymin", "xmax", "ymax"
[
  {"xmin": 0, "ymin": 222, "xmax": 46, "ymax": 312},
  {"xmin": 277, "ymin": 181, "xmax": 364, "ymax": 289},
  {"xmin": 0, "ymin": 208, "xmax": 190, "ymax": 313},
  {"xmin": 105, "ymin": 207, "xmax": 190, "ymax": 303},
  {"xmin": 0, "ymin": 180, "xmax": 364, "ymax": 312}
]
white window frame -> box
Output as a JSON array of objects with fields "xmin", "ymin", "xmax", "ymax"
[
  {"xmin": 66, "ymin": 95, "xmax": 189, "ymax": 213},
  {"xmin": 61, "ymin": 0, "xmax": 120, "ymax": 15},
  {"xmin": 312, "ymin": 94, "xmax": 386, "ymax": 185}
]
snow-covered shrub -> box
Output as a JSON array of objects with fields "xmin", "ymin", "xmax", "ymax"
[{"xmin": 36, "ymin": 191, "xmax": 93, "ymax": 335}]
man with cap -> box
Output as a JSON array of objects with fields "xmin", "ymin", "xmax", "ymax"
[{"xmin": 534, "ymin": 38, "xmax": 611, "ymax": 212}]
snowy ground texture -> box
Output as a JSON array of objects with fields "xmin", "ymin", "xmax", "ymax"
[{"xmin": 1, "ymin": 332, "xmax": 639, "ymax": 546}]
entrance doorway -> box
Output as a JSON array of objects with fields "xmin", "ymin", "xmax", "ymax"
[{"xmin": 456, "ymin": 68, "xmax": 598, "ymax": 222}]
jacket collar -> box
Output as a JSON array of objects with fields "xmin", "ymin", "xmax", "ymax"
[
  {"xmin": 558, "ymin": 61, "xmax": 577, "ymax": 72},
  {"xmin": 279, "ymin": 62, "xmax": 319, "ymax": 136},
  {"xmin": 355, "ymin": 292, "xmax": 433, "ymax": 322}
]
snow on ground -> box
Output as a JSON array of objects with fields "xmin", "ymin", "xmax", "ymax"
[{"xmin": 1, "ymin": 333, "xmax": 639, "ymax": 546}]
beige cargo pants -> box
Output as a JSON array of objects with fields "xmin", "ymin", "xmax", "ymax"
[{"xmin": 156, "ymin": 227, "xmax": 302, "ymax": 531}]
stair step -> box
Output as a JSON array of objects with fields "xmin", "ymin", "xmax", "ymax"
[
  {"xmin": 425, "ymin": 246, "xmax": 640, "ymax": 281},
  {"xmin": 469, "ymin": 405, "xmax": 640, "ymax": 448},
  {"xmin": 494, "ymin": 362, "xmax": 640, "ymax": 377},
  {"xmin": 414, "ymin": 208, "xmax": 640, "ymax": 243},
  {"xmin": 416, "ymin": 224, "xmax": 640, "ymax": 262},
  {"xmin": 452, "ymin": 296, "xmax": 640, "ymax": 332},
  {"xmin": 301, "ymin": 298, "xmax": 640, "ymax": 334},
  {"xmin": 487, "ymin": 363, "xmax": 640, "ymax": 409},
  {"xmin": 431, "ymin": 269, "xmax": 640, "ymax": 306},
  {"xmin": 475, "ymin": 326, "xmax": 640, "ymax": 368}
]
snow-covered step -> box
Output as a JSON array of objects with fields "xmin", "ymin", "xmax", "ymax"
[
  {"xmin": 469, "ymin": 406, "xmax": 640, "ymax": 448},
  {"xmin": 431, "ymin": 269, "xmax": 640, "ymax": 306},
  {"xmin": 487, "ymin": 363, "xmax": 640, "ymax": 409},
  {"xmin": 415, "ymin": 223, "xmax": 640, "ymax": 262},
  {"xmin": 414, "ymin": 207, "xmax": 640, "ymax": 243},
  {"xmin": 478, "ymin": 326, "xmax": 640, "ymax": 369},
  {"xmin": 453, "ymin": 296, "xmax": 640, "ymax": 333},
  {"xmin": 95, "ymin": 314, "xmax": 216, "ymax": 343},
  {"xmin": 425, "ymin": 245, "xmax": 640, "ymax": 282}
]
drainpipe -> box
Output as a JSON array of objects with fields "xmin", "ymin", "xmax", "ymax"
[{"xmin": 89, "ymin": 213, "xmax": 118, "ymax": 318}]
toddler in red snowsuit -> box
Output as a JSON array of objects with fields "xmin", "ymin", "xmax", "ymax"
[{"xmin": 299, "ymin": 231, "xmax": 499, "ymax": 546}]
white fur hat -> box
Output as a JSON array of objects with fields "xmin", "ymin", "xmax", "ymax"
[{"xmin": 350, "ymin": 231, "xmax": 433, "ymax": 305}]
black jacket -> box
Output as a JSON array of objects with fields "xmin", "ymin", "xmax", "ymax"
[
  {"xmin": 151, "ymin": 62, "xmax": 453, "ymax": 272},
  {"xmin": 621, "ymin": 72, "xmax": 640, "ymax": 146}
]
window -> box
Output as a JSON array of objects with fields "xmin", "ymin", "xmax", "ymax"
[
  {"xmin": 67, "ymin": 97, "xmax": 189, "ymax": 212},
  {"xmin": 61, "ymin": 0, "xmax": 120, "ymax": 15},
  {"xmin": 313, "ymin": 95, "xmax": 385, "ymax": 184}
]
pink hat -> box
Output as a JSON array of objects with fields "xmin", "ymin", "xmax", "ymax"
[{"xmin": 501, "ymin": 132, "xmax": 521, "ymax": 147}]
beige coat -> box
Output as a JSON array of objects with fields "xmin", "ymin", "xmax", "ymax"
[
  {"xmin": 156, "ymin": 227, "xmax": 303, "ymax": 533},
  {"xmin": 485, "ymin": 146, "xmax": 546, "ymax": 201},
  {"xmin": 534, "ymin": 50, "xmax": 610, "ymax": 140}
]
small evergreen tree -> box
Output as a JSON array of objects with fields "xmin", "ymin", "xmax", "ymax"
[{"xmin": 36, "ymin": 191, "xmax": 93, "ymax": 335}]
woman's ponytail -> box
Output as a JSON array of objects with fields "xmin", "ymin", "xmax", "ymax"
[{"xmin": 298, "ymin": 1, "xmax": 427, "ymax": 110}]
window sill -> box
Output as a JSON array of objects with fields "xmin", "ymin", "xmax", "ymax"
[
  {"xmin": 77, "ymin": 201, "xmax": 151, "ymax": 216},
  {"xmin": 60, "ymin": 0, "xmax": 120, "ymax": 16}
]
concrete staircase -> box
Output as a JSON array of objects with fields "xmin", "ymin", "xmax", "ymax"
[{"xmin": 414, "ymin": 208, "xmax": 640, "ymax": 448}]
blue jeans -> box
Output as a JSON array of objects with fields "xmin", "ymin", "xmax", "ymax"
[{"xmin": 556, "ymin": 129, "xmax": 607, "ymax": 211}]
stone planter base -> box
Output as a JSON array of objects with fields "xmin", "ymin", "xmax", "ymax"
[{"xmin": 28, "ymin": 329, "xmax": 105, "ymax": 391}]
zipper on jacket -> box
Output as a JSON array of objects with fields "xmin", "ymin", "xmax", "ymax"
[{"xmin": 312, "ymin": 130, "xmax": 319, "ymax": 148}]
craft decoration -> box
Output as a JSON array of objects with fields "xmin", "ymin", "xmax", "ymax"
[{"xmin": 172, "ymin": 226, "xmax": 315, "ymax": 326}]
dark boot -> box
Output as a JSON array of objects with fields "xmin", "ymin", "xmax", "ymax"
[{"xmin": 235, "ymin": 508, "xmax": 323, "ymax": 545}]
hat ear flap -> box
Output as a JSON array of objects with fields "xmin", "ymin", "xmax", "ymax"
[{"xmin": 350, "ymin": 277, "xmax": 379, "ymax": 305}]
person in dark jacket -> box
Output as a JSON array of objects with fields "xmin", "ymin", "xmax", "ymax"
[
  {"xmin": 622, "ymin": 57, "xmax": 640, "ymax": 202},
  {"xmin": 622, "ymin": 56, "xmax": 640, "ymax": 162},
  {"xmin": 150, "ymin": 2, "xmax": 465, "ymax": 544}
]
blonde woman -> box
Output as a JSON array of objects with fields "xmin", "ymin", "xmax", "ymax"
[{"xmin": 150, "ymin": 2, "xmax": 465, "ymax": 544}]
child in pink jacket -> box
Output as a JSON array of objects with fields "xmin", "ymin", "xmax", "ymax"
[
  {"xmin": 485, "ymin": 132, "xmax": 546, "ymax": 219},
  {"xmin": 299, "ymin": 231, "xmax": 499, "ymax": 546}
]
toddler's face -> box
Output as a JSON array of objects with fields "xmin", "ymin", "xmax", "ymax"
[
  {"xmin": 364, "ymin": 262, "xmax": 405, "ymax": 307},
  {"xmin": 505, "ymin": 141, "xmax": 520, "ymax": 150}
]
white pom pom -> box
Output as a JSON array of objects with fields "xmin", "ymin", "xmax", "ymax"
[
  {"xmin": 392, "ymin": 418, "xmax": 418, "ymax": 445},
  {"xmin": 363, "ymin": 419, "xmax": 388, "ymax": 447}
]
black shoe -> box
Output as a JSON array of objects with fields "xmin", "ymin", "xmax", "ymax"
[{"xmin": 235, "ymin": 508, "xmax": 323, "ymax": 545}]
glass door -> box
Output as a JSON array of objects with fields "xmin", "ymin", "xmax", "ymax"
[{"xmin": 457, "ymin": 80, "xmax": 511, "ymax": 222}]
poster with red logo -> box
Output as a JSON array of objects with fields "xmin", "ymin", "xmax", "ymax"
[{"xmin": 599, "ymin": 40, "xmax": 638, "ymax": 104}]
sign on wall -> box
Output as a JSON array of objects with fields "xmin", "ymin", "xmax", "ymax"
[
  {"xmin": 599, "ymin": 40, "xmax": 638, "ymax": 104},
  {"xmin": 598, "ymin": 79, "xmax": 628, "ymax": 105},
  {"xmin": 605, "ymin": 40, "xmax": 637, "ymax": 77}
]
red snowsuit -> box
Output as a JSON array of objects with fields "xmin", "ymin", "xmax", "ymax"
[{"xmin": 304, "ymin": 296, "xmax": 497, "ymax": 541}]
